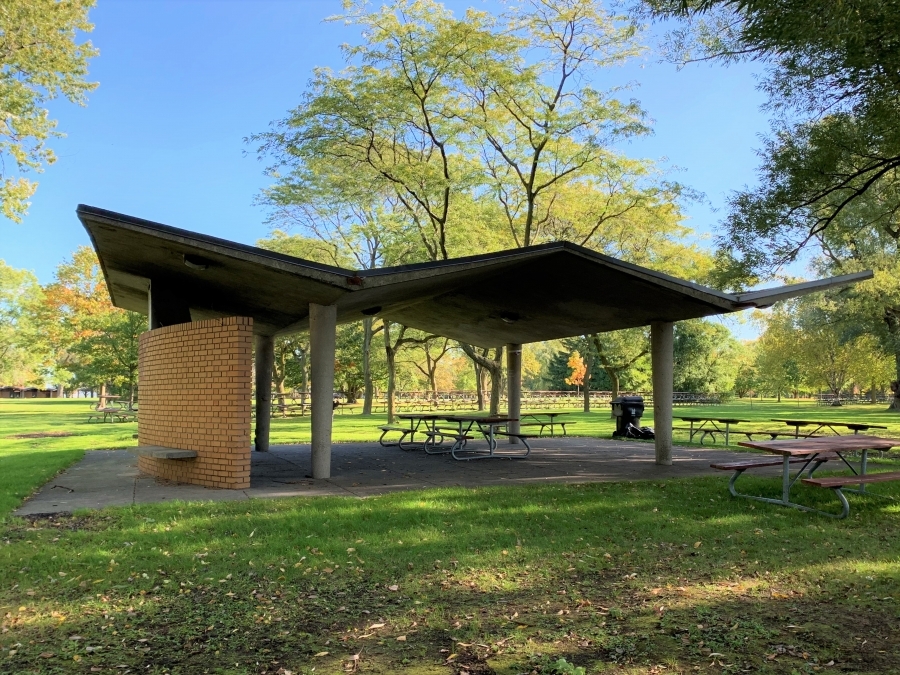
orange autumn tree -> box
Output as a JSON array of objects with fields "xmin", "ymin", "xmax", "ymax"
[
  {"xmin": 564, "ymin": 351, "xmax": 586, "ymax": 388},
  {"xmin": 29, "ymin": 246, "xmax": 142, "ymax": 396}
]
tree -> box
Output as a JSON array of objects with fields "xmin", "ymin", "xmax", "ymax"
[
  {"xmin": 71, "ymin": 309, "xmax": 141, "ymax": 400},
  {"xmin": 672, "ymin": 319, "xmax": 740, "ymax": 393},
  {"xmin": 31, "ymin": 246, "xmax": 142, "ymax": 395},
  {"xmin": 382, "ymin": 322, "xmax": 436, "ymax": 423},
  {"xmin": 258, "ymin": 168, "xmax": 418, "ymax": 415},
  {"xmin": 462, "ymin": 0, "xmax": 648, "ymax": 247},
  {"xmin": 754, "ymin": 307, "xmax": 803, "ymax": 400},
  {"xmin": 564, "ymin": 350, "xmax": 586, "ymax": 389},
  {"xmin": 646, "ymin": 0, "xmax": 900, "ymax": 279},
  {"xmin": 252, "ymin": 0, "xmax": 497, "ymax": 263},
  {"xmin": 407, "ymin": 337, "xmax": 452, "ymax": 400},
  {"xmin": 591, "ymin": 328, "xmax": 649, "ymax": 400},
  {"xmin": 0, "ymin": 260, "xmax": 41, "ymax": 384},
  {"xmin": 1, "ymin": 0, "xmax": 97, "ymax": 222},
  {"xmin": 732, "ymin": 343, "xmax": 758, "ymax": 397},
  {"xmin": 29, "ymin": 246, "xmax": 109, "ymax": 391}
]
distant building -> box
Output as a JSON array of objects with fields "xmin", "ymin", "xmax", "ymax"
[{"xmin": 0, "ymin": 386, "xmax": 59, "ymax": 399}]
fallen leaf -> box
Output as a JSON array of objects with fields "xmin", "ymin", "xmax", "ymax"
[
  {"xmin": 388, "ymin": 584, "xmax": 399, "ymax": 592},
  {"xmin": 39, "ymin": 652, "xmax": 54, "ymax": 658},
  {"xmin": 396, "ymin": 635, "xmax": 407, "ymax": 641},
  {"xmin": 314, "ymin": 651, "xmax": 329, "ymax": 657},
  {"xmin": 368, "ymin": 623, "xmax": 385, "ymax": 630},
  {"xmin": 693, "ymin": 542, "xmax": 702, "ymax": 549}
]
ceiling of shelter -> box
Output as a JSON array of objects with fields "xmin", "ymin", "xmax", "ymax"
[{"xmin": 78, "ymin": 205, "xmax": 873, "ymax": 346}]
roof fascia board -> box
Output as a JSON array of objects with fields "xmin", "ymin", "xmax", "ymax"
[
  {"xmin": 77, "ymin": 205, "xmax": 354, "ymax": 288},
  {"xmin": 730, "ymin": 271, "xmax": 874, "ymax": 307}
]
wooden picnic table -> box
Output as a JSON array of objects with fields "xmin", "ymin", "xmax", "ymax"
[
  {"xmin": 717, "ymin": 435, "xmax": 900, "ymax": 518},
  {"xmin": 770, "ymin": 418, "xmax": 889, "ymax": 438},
  {"xmin": 675, "ymin": 416, "xmax": 751, "ymax": 446}
]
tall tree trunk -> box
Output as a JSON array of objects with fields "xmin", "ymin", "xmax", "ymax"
[
  {"xmin": 429, "ymin": 368, "xmax": 438, "ymax": 398},
  {"xmin": 273, "ymin": 347, "xmax": 286, "ymax": 395},
  {"xmin": 889, "ymin": 352, "xmax": 900, "ymax": 411},
  {"xmin": 461, "ymin": 344, "xmax": 503, "ymax": 415},
  {"xmin": 609, "ymin": 370, "xmax": 620, "ymax": 400},
  {"xmin": 384, "ymin": 321, "xmax": 397, "ymax": 424},
  {"xmin": 582, "ymin": 349, "xmax": 593, "ymax": 413},
  {"xmin": 475, "ymin": 362, "xmax": 484, "ymax": 411},
  {"xmin": 883, "ymin": 308, "xmax": 900, "ymax": 411},
  {"xmin": 362, "ymin": 317, "xmax": 374, "ymax": 415},
  {"xmin": 489, "ymin": 347, "xmax": 503, "ymax": 415}
]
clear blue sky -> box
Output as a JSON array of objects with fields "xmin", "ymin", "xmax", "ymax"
[{"xmin": 1, "ymin": 0, "xmax": 769, "ymax": 290}]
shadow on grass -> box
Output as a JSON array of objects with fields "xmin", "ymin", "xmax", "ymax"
[{"xmin": 2, "ymin": 477, "xmax": 900, "ymax": 673}]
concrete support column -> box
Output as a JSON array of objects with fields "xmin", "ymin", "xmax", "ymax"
[
  {"xmin": 254, "ymin": 334, "xmax": 275, "ymax": 452},
  {"xmin": 506, "ymin": 343, "xmax": 522, "ymax": 443},
  {"xmin": 651, "ymin": 321, "xmax": 674, "ymax": 466},
  {"xmin": 310, "ymin": 303, "xmax": 337, "ymax": 479}
]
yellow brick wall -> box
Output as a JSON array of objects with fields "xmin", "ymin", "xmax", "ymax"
[{"xmin": 137, "ymin": 316, "xmax": 252, "ymax": 489}]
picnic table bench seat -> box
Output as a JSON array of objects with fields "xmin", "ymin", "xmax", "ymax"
[
  {"xmin": 423, "ymin": 429, "xmax": 474, "ymax": 455},
  {"xmin": 738, "ymin": 430, "xmax": 814, "ymax": 440},
  {"xmin": 130, "ymin": 446, "xmax": 198, "ymax": 460},
  {"xmin": 710, "ymin": 454, "xmax": 840, "ymax": 472},
  {"xmin": 802, "ymin": 471, "xmax": 900, "ymax": 488},
  {"xmin": 492, "ymin": 430, "xmax": 536, "ymax": 452},
  {"xmin": 799, "ymin": 471, "xmax": 900, "ymax": 519},
  {"xmin": 711, "ymin": 453, "xmax": 842, "ymax": 502},
  {"xmin": 672, "ymin": 426, "xmax": 720, "ymax": 443},
  {"xmin": 518, "ymin": 421, "xmax": 575, "ymax": 436},
  {"xmin": 675, "ymin": 427, "xmax": 816, "ymax": 444},
  {"xmin": 378, "ymin": 425, "xmax": 415, "ymax": 447}
]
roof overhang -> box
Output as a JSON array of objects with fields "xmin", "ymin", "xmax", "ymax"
[{"xmin": 78, "ymin": 205, "xmax": 873, "ymax": 346}]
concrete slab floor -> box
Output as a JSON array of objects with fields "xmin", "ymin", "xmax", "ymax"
[{"xmin": 14, "ymin": 438, "xmax": 767, "ymax": 516}]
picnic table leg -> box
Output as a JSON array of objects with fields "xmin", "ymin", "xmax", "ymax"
[
  {"xmin": 725, "ymin": 423, "xmax": 731, "ymax": 447},
  {"xmin": 781, "ymin": 455, "xmax": 791, "ymax": 504},
  {"xmin": 859, "ymin": 449, "xmax": 869, "ymax": 494}
]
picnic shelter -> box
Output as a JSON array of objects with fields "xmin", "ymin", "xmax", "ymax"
[{"xmin": 78, "ymin": 205, "xmax": 872, "ymax": 489}]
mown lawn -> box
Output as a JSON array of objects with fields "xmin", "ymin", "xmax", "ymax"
[{"xmin": 2, "ymin": 399, "xmax": 900, "ymax": 674}]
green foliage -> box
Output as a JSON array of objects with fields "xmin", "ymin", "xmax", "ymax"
[
  {"xmin": 69, "ymin": 309, "xmax": 142, "ymax": 396},
  {"xmin": 0, "ymin": 0, "xmax": 98, "ymax": 222},
  {"xmin": 252, "ymin": 0, "xmax": 701, "ymax": 269},
  {"xmin": 673, "ymin": 319, "xmax": 740, "ymax": 393},
  {"xmin": 0, "ymin": 260, "xmax": 42, "ymax": 384},
  {"xmin": 546, "ymin": 657, "xmax": 586, "ymax": 675},
  {"xmin": 648, "ymin": 1, "xmax": 900, "ymax": 282}
]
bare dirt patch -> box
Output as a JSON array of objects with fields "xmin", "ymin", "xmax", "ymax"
[{"xmin": 6, "ymin": 431, "xmax": 75, "ymax": 439}]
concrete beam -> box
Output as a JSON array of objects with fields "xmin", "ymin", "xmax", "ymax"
[
  {"xmin": 651, "ymin": 321, "xmax": 674, "ymax": 466},
  {"xmin": 507, "ymin": 343, "xmax": 522, "ymax": 443},
  {"xmin": 254, "ymin": 334, "xmax": 275, "ymax": 452},
  {"xmin": 310, "ymin": 303, "xmax": 337, "ymax": 479}
]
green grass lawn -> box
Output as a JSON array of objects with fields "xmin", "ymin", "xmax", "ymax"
[{"xmin": 3, "ymin": 399, "xmax": 900, "ymax": 673}]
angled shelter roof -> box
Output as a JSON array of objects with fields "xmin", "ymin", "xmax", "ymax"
[{"xmin": 78, "ymin": 205, "xmax": 872, "ymax": 346}]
